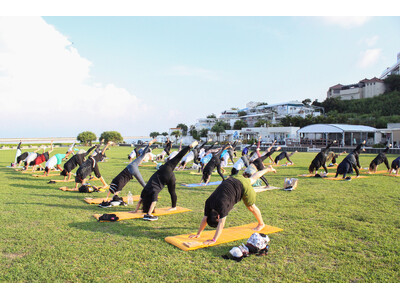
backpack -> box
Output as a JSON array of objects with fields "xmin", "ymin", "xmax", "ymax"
[
  {"xmin": 98, "ymin": 214, "xmax": 119, "ymax": 222},
  {"xmin": 245, "ymin": 233, "xmax": 270, "ymax": 255},
  {"xmin": 78, "ymin": 184, "xmax": 98, "ymax": 193}
]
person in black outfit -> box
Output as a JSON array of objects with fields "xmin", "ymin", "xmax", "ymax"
[
  {"xmin": 201, "ymin": 144, "xmax": 232, "ymax": 185},
  {"xmin": 369, "ymin": 144, "xmax": 391, "ymax": 173},
  {"xmin": 389, "ymin": 156, "xmax": 400, "ymax": 175},
  {"xmin": 246, "ymin": 145, "xmax": 280, "ymax": 187},
  {"xmin": 72, "ymin": 141, "xmax": 111, "ymax": 190},
  {"xmin": 189, "ymin": 168, "xmax": 271, "ymax": 245},
  {"xmin": 308, "ymin": 140, "xmax": 336, "ymax": 175},
  {"xmin": 60, "ymin": 145, "xmax": 97, "ymax": 181},
  {"xmin": 335, "ymin": 141, "xmax": 366, "ymax": 179},
  {"xmin": 104, "ymin": 139, "xmax": 156, "ymax": 202},
  {"xmin": 274, "ymin": 150, "xmax": 297, "ymax": 165},
  {"xmin": 164, "ymin": 138, "xmax": 172, "ymax": 156},
  {"xmin": 133, "ymin": 141, "xmax": 199, "ymax": 221}
]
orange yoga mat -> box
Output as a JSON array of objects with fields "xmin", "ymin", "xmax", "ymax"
[
  {"xmin": 93, "ymin": 206, "xmax": 192, "ymax": 222},
  {"xmin": 298, "ymin": 173, "xmax": 335, "ymax": 177},
  {"xmin": 32, "ymin": 173, "xmax": 61, "ymax": 177},
  {"xmin": 360, "ymin": 169, "xmax": 390, "ymax": 174},
  {"xmin": 165, "ymin": 222, "xmax": 283, "ymax": 251}
]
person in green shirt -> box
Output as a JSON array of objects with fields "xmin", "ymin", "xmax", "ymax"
[{"xmin": 189, "ymin": 166, "xmax": 275, "ymax": 245}]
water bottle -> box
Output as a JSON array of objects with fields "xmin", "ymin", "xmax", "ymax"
[{"xmin": 127, "ymin": 191, "xmax": 133, "ymax": 205}]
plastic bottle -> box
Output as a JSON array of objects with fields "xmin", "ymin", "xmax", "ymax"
[{"xmin": 127, "ymin": 191, "xmax": 133, "ymax": 205}]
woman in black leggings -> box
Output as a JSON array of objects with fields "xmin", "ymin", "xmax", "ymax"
[{"xmin": 133, "ymin": 141, "xmax": 199, "ymax": 221}]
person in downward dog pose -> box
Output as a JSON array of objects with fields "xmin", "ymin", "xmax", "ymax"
[
  {"xmin": 246, "ymin": 144, "xmax": 280, "ymax": 187},
  {"xmin": 30, "ymin": 142, "xmax": 54, "ymax": 172},
  {"xmin": 99, "ymin": 139, "xmax": 157, "ymax": 207},
  {"xmin": 60, "ymin": 145, "xmax": 98, "ymax": 181},
  {"xmin": 274, "ymin": 150, "xmax": 297, "ymax": 166},
  {"xmin": 177, "ymin": 139, "xmax": 211, "ymax": 170},
  {"xmin": 44, "ymin": 151, "xmax": 73, "ymax": 176},
  {"xmin": 327, "ymin": 151, "xmax": 346, "ymax": 167},
  {"xmin": 133, "ymin": 141, "xmax": 199, "ymax": 221},
  {"xmin": 308, "ymin": 140, "xmax": 336, "ymax": 175},
  {"xmin": 189, "ymin": 168, "xmax": 272, "ymax": 245},
  {"xmin": 368, "ymin": 144, "xmax": 391, "ymax": 173},
  {"xmin": 334, "ymin": 141, "xmax": 366, "ymax": 179},
  {"xmin": 71, "ymin": 142, "xmax": 112, "ymax": 191},
  {"xmin": 201, "ymin": 144, "xmax": 232, "ymax": 185},
  {"xmin": 389, "ymin": 156, "xmax": 400, "ymax": 175}
]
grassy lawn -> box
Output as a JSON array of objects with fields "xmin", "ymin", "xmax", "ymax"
[{"xmin": 0, "ymin": 146, "xmax": 399, "ymax": 283}]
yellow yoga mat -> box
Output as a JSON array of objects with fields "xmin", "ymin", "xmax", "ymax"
[
  {"xmin": 59, "ymin": 186, "xmax": 107, "ymax": 192},
  {"xmin": 165, "ymin": 223, "xmax": 283, "ymax": 251},
  {"xmin": 32, "ymin": 173, "xmax": 60, "ymax": 177},
  {"xmin": 48, "ymin": 179, "xmax": 75, "ymax": 183},
  {"xmin": 360, "ymin": 169, "xmax": 390, "ymax": 174},
  {"xmin": 93, "ymin": 206, "xmax": 192, "ymax": 222},
  {"xmin": 383, "ymin": 174, "xmax": 399, "ymax": 177},
  {"xmin": 324, "ymin": 176, "xmax": 368, "ymax": 180},
  {"xmin": 298, "ymin": 173, "xmax": 334, "ymax": 177}
]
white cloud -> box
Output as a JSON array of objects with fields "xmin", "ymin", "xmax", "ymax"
[
  {"xmin": 358, "ymin": 48, "xmax": 382, "ymax": 68},
  {"xmin": 0, "ymin": 17, "xmax": 152, "ymax": 137},
  {"xmin": 364, "ymin": 35, "xmax": 379, "ymax": 47},
  {"xmin": 321, "ymin": 17, "xmax": 372, "ymax": 28}
]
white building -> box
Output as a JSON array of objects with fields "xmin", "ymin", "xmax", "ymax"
[
  {"xmin": 194, "ymin": 118, "xmax": 217, "ymax": 131},
  {"xmin": 380, "ymin": 52, "xmax": 400, "ymax": 79},
  {"xmin": 240, "ymin": 126, "xmax": 300, "ymax": 145},
  {"xmin": 327, "ymin": 77, "xmax": 386, "ymax": 100}
]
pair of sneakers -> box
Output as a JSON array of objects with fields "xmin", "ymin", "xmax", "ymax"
[{"xmin": 143, "ymin": 214, "xmax": 158, "ymax": 221}]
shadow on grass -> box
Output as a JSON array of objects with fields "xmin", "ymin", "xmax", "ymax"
[{"xmin": 68, "ymin": 220, "xmax": 188, "ymax": 240}]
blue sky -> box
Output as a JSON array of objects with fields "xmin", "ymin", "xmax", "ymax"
[{"xmin": 1, "ymin": 13, "xmax": 399, "ymax": 138}]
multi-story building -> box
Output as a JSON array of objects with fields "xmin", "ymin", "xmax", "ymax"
[
  {"xmin": 327, "ymin": 77, "xmax": 386, "ymax": 100},
  {"xmin": 380, "ymin": 52, "xmax": 400, "ymax": 79}
]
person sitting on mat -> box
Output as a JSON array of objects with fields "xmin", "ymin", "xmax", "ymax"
[
  {"xmin": 102, "ymin": 139, "xmax": 156, "ymax": 206},
  {"xmin": 274, "ymin": 150, "xmax": 297, "ymax": 165},
  {"xmin": 308, "ymin": 140, "xmax": 336, "ymax": 175},
  {"xmin": 201, "ymin": 144, "xmax": 232, "ymax": 185},
  {"xmin": 188, "ymin": 168, "xmax": 271, "ymax": 245},
  {"xmin": 369, "ymin": 144, "xmax": 391, "ymax": 173},
  {"xmin": 71, "ymin": 141, "xmax": 112, "ymax": 191},
  {"xmin": 132, "ymin": 140, "xmax": 199, "ymax": 221},
  {"xmin": 389, "ymin": 156, "xmax": 400, "ymax": 176},
  {"xmin": 30, "ymin": 142, "xmax": 54, "ymax": 172},
  {"xmin": 60, "ymin": 145, "xmax": 98, "ymax": 181},
  {"xmin": 334, "ymin": 141, "xmax": 366, "ymax": 179}
]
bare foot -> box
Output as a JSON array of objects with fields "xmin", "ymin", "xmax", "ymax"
[
  {"xmin": 253, "ymin": 224, "xmax": 265, "ymax": 231},
  {"xmin": 167, "ymin": 207, "xmax": 177, "ymax": 211}
]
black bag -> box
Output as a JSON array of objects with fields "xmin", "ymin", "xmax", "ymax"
[
  {"xmin": 99, "ymin": 214, "xmax": 119, "ymax": 222},
  {"xmin": 79, "ymin": 184, "xmax": 98, "ymax": 193}
]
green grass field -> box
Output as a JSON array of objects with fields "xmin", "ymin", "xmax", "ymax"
[{"xmin": 0, "ymin": 146, "xmax": 399, "ymax": 283}]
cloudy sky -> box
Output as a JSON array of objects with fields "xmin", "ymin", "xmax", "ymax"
[{"xmin": 1, "ymin": 2, "xmax": 399, "ymax": 138}]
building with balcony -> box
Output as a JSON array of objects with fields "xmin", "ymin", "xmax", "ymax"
[
  {"xmin": 327, "ymin": 77, "xmax": 386, "ymax": 100},
  {"xmin": 380, "ymin": 52, "xmax": 400, "ymax": 79}
]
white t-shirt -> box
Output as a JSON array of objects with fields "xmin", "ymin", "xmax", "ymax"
[
  {"xmin": 26, "ymin": 152, "xmax": 38, "ymax": 164},
  {"xmin": 45, "ymin": 156, "xmax": 58, "ymax": 169}
]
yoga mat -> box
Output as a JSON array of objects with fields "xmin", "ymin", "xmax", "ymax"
[
  {"xmin": 32, "ymin": 173, "xmax": 61, "ymax": 177},
  {"xmin": 324, "ymin": 176, "xmax": 368, "ymax": 180},
  {"xmin": 298, "ymin": 173, "xmax": 334, "ymax": 177},
  {"xmin": 360, "ymin": 169, "xmax": 390, "ymax": 174},
  {"xmin": 181, "ymin": 181, "xmax": 222, "ymax": 187},
  {"xmin": 6, "ymin": 166, "xmax": 23, "ymax": 169},
  {"xmin": 59, "ymin": 186, "xmax": 107, "ymax": 192},
  {"xmin": 93, "ymin": 206, "xmax": 192, "ymax": 222},
  {"xmin": 253, "ymin": 186, "xmax": 281, "ymax": 192},
  {"xmin": 48, "ymin": 179, "xmax": 75, "ymax": 183},
  {"xmin": 165, "ymin": 223, "xmax": 283, "ymax": 251}
]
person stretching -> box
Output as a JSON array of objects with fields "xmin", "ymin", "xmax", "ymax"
[
  {"xmin": 201, "ymin": 144, "xmax": 231, "ymax": 185},
  {"xmin": 178, "ymin": 139, "xmax": 210, "ymax": 170},
  {"xmin": 274, "ymin": 150, "xmax": 297, "ymax": 165},
  {"xmin": 308, "ymin": 140, "xmax": 336, "ymax": 175},
  {"xmin": 188, "ymin": 168, "xmax": 271, "ymax": 245},
  {"xmin": 246, "ymin": 145, "xmax": 280, "ymax": 187},
  {"xmin": 369, "ymin": 144, "xmax": 391, "ymax": 173},
  {"xmin": 327, "ymin": 151, "xmax": 346, "ymax": 167},
  {"xmin": 389, "ymin": 156, "xmax": 400, "ymax": 176},
  {"xmin": 72, "ymin": 142, "xmax": 111, "ymax": 191},
  {"xmin": 133, "ymin": 141, "xmax": 199, "ymax": 221},
  {"xmin": 103, "ymin": 139, "xmax": 156, "ymax": 205},
  {"xmin": 334, "ymin": 141, "xmax": 366, "ymax": 179},
  {"xmin": 60, "ymin": 145, "xmax": 97, "ymax": 181},
  {"xmin": 30, "ymin": 142, "xmax": 54, "ymax": 172},
  {"xmin": 44, "ymin": 151, "xmax": 72, "ymax": 176}
]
